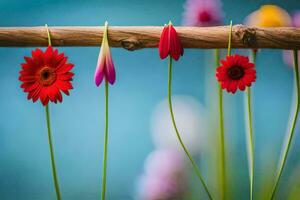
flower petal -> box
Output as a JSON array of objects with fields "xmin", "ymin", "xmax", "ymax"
[
  {"xmin": 104, "ymin": 49, "xmax": 116, "ymax": 85},
  {"xmin": 169, "ymin": 25, "xmax": 183, "ymax": 61},
  {"xmin": 158, "ymin": 25, "xmax": 170, "ymax": 60},
  {"xmin": 94, "ymin": 43, "xmax": 106, "ymax": 87}
]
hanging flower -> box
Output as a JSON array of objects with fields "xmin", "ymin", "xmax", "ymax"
[
  {"xmin": 19, "ymin": 46, "xmax": 74, "ymax": 106},
  {"xmin": 182, "ymin": 0, "xmax": 223, "ymax": 26},
  {"xmin": 94, "ymin": 21, "xmax": 116, "ymax": 86},
  {"xmin": 216, "ymin": 55, "xmax": 256, "ymax": 94},
  {"xmin": 159, "ymin": 21, "xmax": 184, "ymax": 61},
  {"xmin": 245, "ymin": 5, "xmax": 292, "ymax": 27}
]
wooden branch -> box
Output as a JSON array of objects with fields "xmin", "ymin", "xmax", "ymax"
[{"xmin": 0, "ymin": 25, "xmax": 299, "ymax": 50}]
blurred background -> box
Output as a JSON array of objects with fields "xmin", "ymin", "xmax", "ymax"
[{"xmin": 0, "ymin": 0, "xmax": 300, "ymax": 199}]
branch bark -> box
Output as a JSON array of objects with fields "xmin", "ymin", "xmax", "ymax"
[{"xmin": 0, "ymin": 25, "xmax": 299, "ymax": 50}]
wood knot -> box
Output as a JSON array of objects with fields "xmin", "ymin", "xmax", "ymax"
[
  {"xmin": 235, "ymin": 25, "xmax": 257, "ymax": 48},
  {"xmin": 120, "ymin": 37, "xmax": 144, "ymax": 51}
]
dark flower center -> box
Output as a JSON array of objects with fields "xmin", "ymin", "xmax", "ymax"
[
  {"xmin": 38, "ymin": 66, "xmax": 56, "ymax": 86},
  {"xmin": 227, "ymin": 66, "xmax": 245, "ymax": 80},
  {"xmin": 198, "ymin": 10, "xmax": 211, "ymax": 23}
]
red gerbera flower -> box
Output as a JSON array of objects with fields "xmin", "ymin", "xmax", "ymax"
[
  {"xmin": 19, "ymin": 46, "xmax": 74, "ymax": 106},
  {"xmin": 159, "ymin": 21, "xmax": 184, "ymax": 61},
  {"xmin": 216, "ymin": 54, "xmax": 256, "ymax": 94}
]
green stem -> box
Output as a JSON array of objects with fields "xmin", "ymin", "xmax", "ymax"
[
  {"xmin": 245, "ymin": 50, "xmax": 256, "ymax": 200},
  {"xmin": 216, "ymin": 21, "xmax": 232, "ymax": 200},
  {"xmin": 227, "ymin": 20, "xmax": 233, "ymax": 56},
  {"xmin": 101, "ymin": 80, "xmax": 109, "ymax": 200},
  {"xmin": 215, "ymin": 49, "xmax": 226, "ymax": 200},
  {"xmin": 45, "ymin": 24, "xmax": 52, "ymax": 46},
  {"xmin": 270, "ymin": 50, "xmax": 300, "ymax": 199},
  {"xmin": 168, "ymin": 56, "xmax": 213, "ymax": 200},
  {"xmin": 45, "ymin": 105, "xmax": 62, "ymax": 200},
  {"xmin": 246, "ymin": 87, "xmax": 254, "ymax": 200}
]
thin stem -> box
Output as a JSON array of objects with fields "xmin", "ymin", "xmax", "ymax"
[
  {"xmin": 246, "ymin": 87, "xmax": 254, "ymax": 200},
  {"xmin": 227, "ymin": 21, "xmax": 233, "ymax": 56},
  {"xmin": 245, "ymin": 50, "xmax": 256, "ymax": 200},
  {"xmin": 216, "ymin": 21, "xmax": 232, "ymax": 200},
  {"xmin": 45, "ymin": 105, "xmax": 62, "ymax": 200},
  {"xmin": 45, "ymin": 24, "xmax": 52, "ymax": 46},
  {"xmin": 270, "ymin": 50, "xmax": 300, "ymax": 199},
  {"xmin": 168, "ymin": 56, "xmax": 213, "ymax": 200},
  {"xmin": 215, "ymin": 49, "xmax": 226, "ymax": 200},
  {"xmin": 101, "ymin": 80, "xmax": 109, "ymax": 200}
]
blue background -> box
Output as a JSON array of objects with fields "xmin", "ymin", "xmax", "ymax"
[{"xmin": 0, "ymin": 0, "xmax": 299, "ymax": 199}]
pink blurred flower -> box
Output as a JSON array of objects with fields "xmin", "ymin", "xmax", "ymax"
[
  {"xmin": 283, "ymin": 51, "xmax": 300, "ymax": 67},
  {"xmin": 283, "ymin": 12, "xmax": 300, "ymax": 67},
  {"xmin": 137, "ymin": 149, "xmax": 187, "ymax": 200},
  {"xmin": 182, "ymin": 0, "xmax": 223, "ymax": 26},
  {"xmin": 144, "ymin": 149, "xmax": 185, "ymax": 178},
  {"xmin": 292, "ymin": 11, "xmax": 300, "ymax": 28},
  {"xmin": 94, "ymin": 21, "xmax": 116, "ymax": 86},
  {"xmin": 138, "ymin": 175, "xmax": 182, "ymax": 200}
]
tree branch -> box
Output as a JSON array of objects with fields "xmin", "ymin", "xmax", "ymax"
[{"xmin": 0, "ymin": 25, "xmax": 299, "ymax": 50}]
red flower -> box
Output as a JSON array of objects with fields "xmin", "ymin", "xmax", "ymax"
[
  {"xmin": 19, "ymin": 46, "xmax": 74, "ymax": 106},
  {"xmin": 216, "ymin": 54, "xmax": 256, "ymax": 94},
  {"xmin": 159, "ymin": 22, "xmax": 184, "ymax": 61}
]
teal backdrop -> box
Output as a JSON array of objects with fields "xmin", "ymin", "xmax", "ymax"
[{"xmin": 0, "ymin": 0, "xmax": 299, "ymax": 199}]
